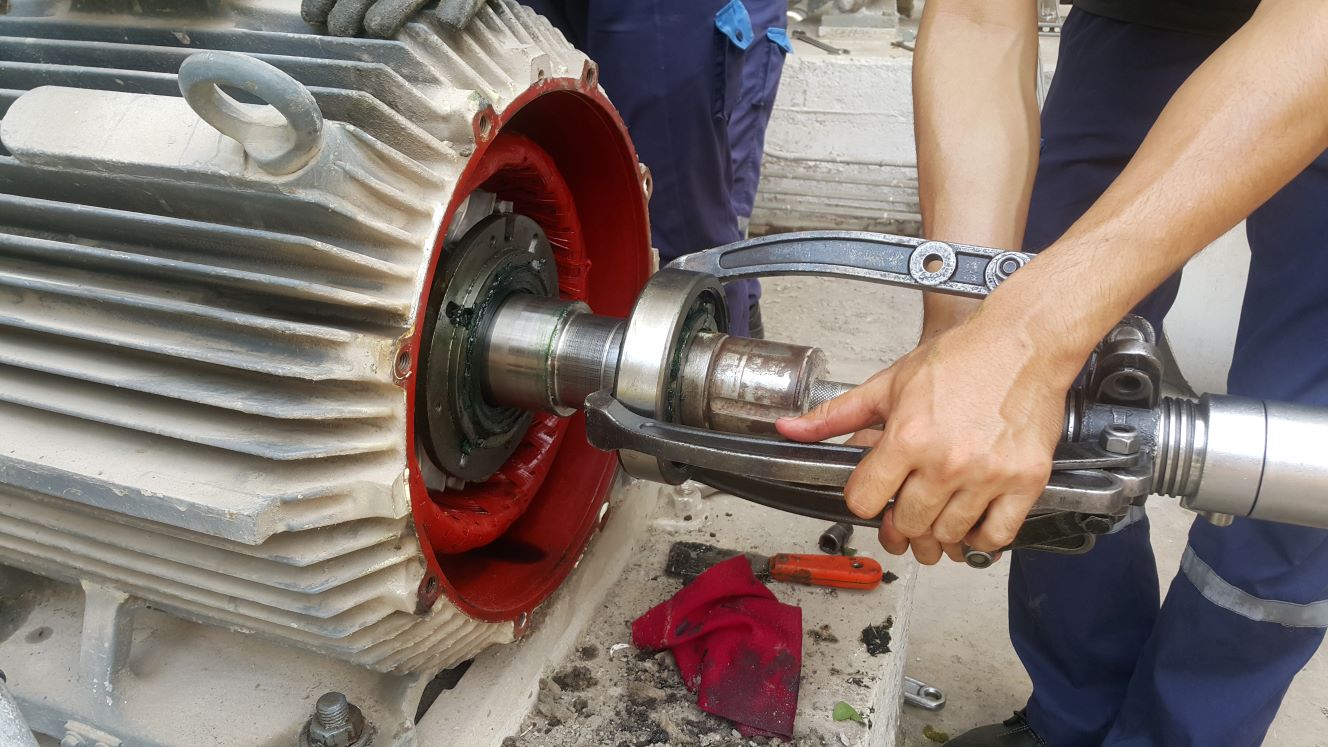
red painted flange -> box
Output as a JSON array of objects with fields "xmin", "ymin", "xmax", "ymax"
[{"xmin": 404, "ymin": 77, "xmax": 652, "ymax": 624}]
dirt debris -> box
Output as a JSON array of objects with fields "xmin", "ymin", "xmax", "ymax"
[
  {"xmin": 508, "ymin": 483, "xmax": 914, "ymax": 747},
  {"xmin": 860, "ymin": 617, "xmax": 894, "ymax": 656},
  {"xmin": 552, "ymin": 664, "xmax": 598, "ymax": 692},
  {"xmin": 807, "ymin": 624, "xmax": 839, "ymax": 644},
  {"xmin": 513, "ymin": 641, "xmax": 834, "ymax": 747}
]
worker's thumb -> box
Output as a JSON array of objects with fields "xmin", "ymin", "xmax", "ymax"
[{"xmin": 776, "ymin": 377, "xmax": 888, "ymax": 442}]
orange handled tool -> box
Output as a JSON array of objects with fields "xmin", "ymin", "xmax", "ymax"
[
  {"xmin": 666, "ymin": 541, "xmax": 884, "ymax": 590},
  {"xmin": 767, "ymin": 552, "xmax": 883, "ymax": 590}
]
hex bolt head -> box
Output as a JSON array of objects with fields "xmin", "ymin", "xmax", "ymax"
[
  {"xmin": 301, "ymin": 691, "xmax": 368, "ymax": 747},
  {"xmin": 1100, "ymin": 424, "xmax": 1141, "ymax": 455},
  {"xmin": 317, "ymin": 692, "xmax": 351, "ymax": 730}
]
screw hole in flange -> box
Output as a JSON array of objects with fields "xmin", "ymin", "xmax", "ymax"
[
  {"xmin": 394, "ymin": 349, "xmax": 412, "ymax": 379},
  {"xmin": 580, "ymin": 62, "xmax": 598, "ymax": 90},
  {"xmin": 638, "ymin": 163, "xmax": 653, "ymax": 201},
  {"xmin": 475, "ymin": 111, "xmax": 496, "ymax": 142}
]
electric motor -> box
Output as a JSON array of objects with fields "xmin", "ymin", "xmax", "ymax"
[{"xmin": 0, "ymin": 0, "xmax": 650, "ymax": 690}]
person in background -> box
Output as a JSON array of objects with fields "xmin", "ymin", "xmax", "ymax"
[
  {"xmin": 303, "ymin": 0, "xmax": 792, "ymax": 338},
  {"xmin": 779, "ymin": 1, "xmax": 1328, "ymax": 745}
]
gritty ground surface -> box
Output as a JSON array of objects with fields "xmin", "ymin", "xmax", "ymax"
[
  {"xmin": 506, "ymin": 490, "xmax": 917, "ymax": 747},
  {"xmin": 505, "ymin": 277, "xmax": 924, "ymax": 747}
]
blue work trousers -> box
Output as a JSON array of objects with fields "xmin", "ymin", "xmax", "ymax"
[
  {"xmin": 1012, "ymin": 10, "xmax": 1328, "ymax": 746},
  {"xmin": 522, "ymin": 0, "xmax": 787, "ymax": 336}
]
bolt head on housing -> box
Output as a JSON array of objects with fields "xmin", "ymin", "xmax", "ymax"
[
  {"xmin": 300, "ymin": 692, "xmax": 370, "ymax": 747},
  {"xmin": 1100, "ymin": 424, "xmax": 1141, "ymax": 455}
]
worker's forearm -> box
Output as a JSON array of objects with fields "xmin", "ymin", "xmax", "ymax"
[
  {"xmin": 913, "ymin": 0, "xmax": 1040, "ymax": 337},
  {"xmin": 985, "ymin": 0, "xmax": 1328, "ymax": 380}
]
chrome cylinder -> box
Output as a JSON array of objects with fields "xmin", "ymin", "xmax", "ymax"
[
  {"xmin": 552, "ymin": 312, "xmax": 625, "ymax": 412},
  {"xmin": 482, "ymin": 296, "xmax": 621, "ymax": 416},
  {"xmin": 1178, "ymin": 395, "xmax": 1263, "ymax": 517},
  {"xmin": 1245, "ymin": 400, "xmax": 1328, "ymax": 528},
  {"xmin": 677, "ymin": 334, "xmax": 828, "ymax": 434},
  {"xmin": 1156, "ymin": 394, "xmax": 1328, "ymax": 530}
]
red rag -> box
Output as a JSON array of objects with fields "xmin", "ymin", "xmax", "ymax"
[{"xmin": 632, "ymin": 555, "xmax": 803, "ymax": 739}]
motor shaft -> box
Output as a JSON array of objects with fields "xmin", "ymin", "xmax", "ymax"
[{"xmin": 480, "ymin": 295, "xmax": 836, "ymax": 434}]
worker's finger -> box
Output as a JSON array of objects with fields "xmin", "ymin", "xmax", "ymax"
[
  {"xmin": 929, "ymin": 490, "xmax": 991, "ymax": 545},
  {"xmin": 776, "ymin": 373, "xmax": 892, "ymax": 442},
  {"xmin": 889, "ymin": 471, "xmax": 954, "ymax": 539},
  {"xmin": 363, "ymin": 0, "xmax": 431, "ymax": 37},
  {"xmin": 301, "ymin": 0, "xmax": 339, "ymax": 24},
  {"xmin": 326, "ymin": 0, "xmax": 373, "ymax": 36},
  {"xmin": 842, "ymin": 445, "xmax": 909, "ymax": 520},
  {"xmin": 877, "ymin": 506, "xmax": 908, "ymax": 555},
  {"xmin": 908, "ymin": 533, "xmax": 944, "ymax": 566},
  {"xmin": 941, "ymin": 541, "xmax": 966, "ymax": 563},
  {"xmin": 965, "ymin": 493, "xmax": 1038, "ymax": 552},
  {"xmin": 844, "ymin": 428, "xmax": 884, "ymax": 448}
]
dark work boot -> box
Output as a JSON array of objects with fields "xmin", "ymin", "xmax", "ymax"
[{"xmin": 944, "ymin": 710, "xmax": 1048, "ymax": 747}]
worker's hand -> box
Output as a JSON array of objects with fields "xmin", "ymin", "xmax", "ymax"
[
  {"xmin": 302, "ymin": 0, "xmax": 485, "ymax": 38},
  {"xmin": 778, "ymin": 314, "xmax": 1068, "ymax": 562}
]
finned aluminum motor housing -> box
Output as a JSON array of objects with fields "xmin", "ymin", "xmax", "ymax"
[{"xmin": 0, "ymin": 1, "xmax": 652, "ymax": 743}]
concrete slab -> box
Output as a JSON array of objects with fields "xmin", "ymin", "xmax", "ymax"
[{"xmin": 497, "ymin": 488, "xmax": 917, "ymax": 746}]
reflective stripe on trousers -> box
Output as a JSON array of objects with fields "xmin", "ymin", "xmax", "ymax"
[{"xmin": 1180, "ymin": 546, "xmax": 1328, "ymax": 628}]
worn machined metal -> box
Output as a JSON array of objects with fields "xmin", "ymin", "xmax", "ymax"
[
  {"xmin": 613, "ymin": 268, "xmax": 729, "ymax": 483},
  {"xmin": 1088, "ymin": 316, "xmax": 1162, "ymax": 408},
  {"xmin": 1099, "ymin": 423, "xmax": 1141, "ymax": 456},
  {"xmin": 482, "ymin": 296, "xmax": 626, "ymax": 415},
  {"xmin": 1166, "ymin": 395, "xmax": 1264, "ymax": 517},
  {"xmin": 419, "ymin": 212, "xmax": 558, "ymax": 482},
  {"xmin": 586, "ymin": 391, "xmax": 1140, "ymax": 499},
  {"xmin": 483, "ymin": 295, "xmax": 593, "ymax": 416},
  {"xmin": 818, "ymin": 522, "xmax": 854, "ymax": 555},
  {"xmin": 678, "ymin": 333, "xmax": 827, "ymax": 434},
  {"xmin": 667, "ymin": 230, "xmax": 1035, "ymax": 298}
]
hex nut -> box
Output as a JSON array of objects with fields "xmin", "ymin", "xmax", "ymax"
[
  {"xmin": 301, "ymin": 693, "xmax": 369, "ymax": 747},
  {"xmin": 1100, "ymin": 424, "xmax": 1140, "ymax": 455}
]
